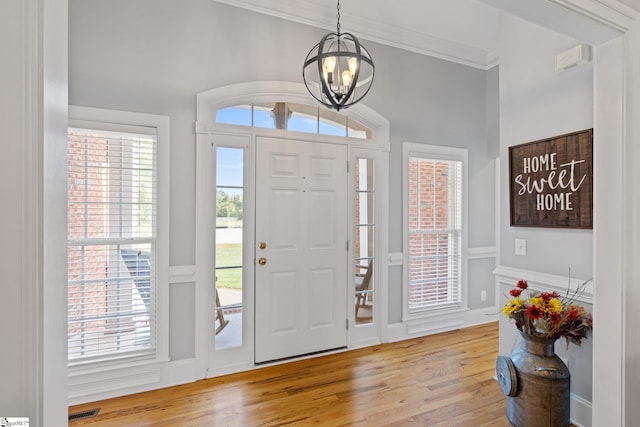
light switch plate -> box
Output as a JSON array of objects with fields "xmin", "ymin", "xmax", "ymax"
[{"xmin": 515, "ymin": 239, "xmax": 527, "ymax": 256}]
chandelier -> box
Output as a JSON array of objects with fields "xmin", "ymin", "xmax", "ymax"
[{"xmin": 302, "ymin": 0, "xmax": 375, "ymax": 111}]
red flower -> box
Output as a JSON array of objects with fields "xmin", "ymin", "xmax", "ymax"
[
  {"xmin": 567, "ymin": 305, "xmax": 581, "ymax": 321},
  {"xmin": 540, "ymin": 292, "xmax": 556, "ymax": 301},
  {"xmin": 549, "ymin": 312, "xmax": 562, "ymax": 324},
  {"xmin": 503, "ymin": 277, "xmax": 593, "ymax": 348},
  {"xmin": 526, "ymin": 305, "xmax": 543, "ymax": 319}
]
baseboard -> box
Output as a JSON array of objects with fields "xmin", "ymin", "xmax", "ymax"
[
  {"xmin": 162, "ymin": 358, "xmax": 202, "ymax": 386},
  {"xmin": 570, "ymin": 392, "xmax": 592, "ymax": 427},
  {"xmin": 464, "ymin": 306, "xmax": 499, "ymax": 326},
  {"xmin": 386, "ymin": 306, "xmax": 498, "ymax": 343},
  {"xmin": 207, "ymin": 361, "xmax": 255, "ymax": 378},
  {"xmin": 350, "ymin": 336, "xmax": 383, "ymax": 350}
]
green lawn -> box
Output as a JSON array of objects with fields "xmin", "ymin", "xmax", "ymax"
[{"xmin": 216, "ymin": 243, "xmax": 242, "ymax": 290}]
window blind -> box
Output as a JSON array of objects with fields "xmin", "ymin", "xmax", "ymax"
[
  {"xmin": 67, "ymin": 126, "xmax": 157, "ymax": 364},
  {"xmin": 407, "ymin": 158, "xmax": 462, "ymax": 312}
]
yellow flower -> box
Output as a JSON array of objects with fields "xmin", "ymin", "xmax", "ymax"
[
  {"xmin": 529, "ymin": 296, "xmax": 544, "ymax": 307},
  {"xmin": 502, "ymin": 297, "xmax": 523, "ymax": 317},
  {"xmin": 545, "ymin": 298, "xmax": 563, "ymax": 314}
]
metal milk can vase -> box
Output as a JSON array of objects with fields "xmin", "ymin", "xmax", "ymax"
[{"xmin": 496, "ymin": 333, "xmax": 571, "ymax": 427}]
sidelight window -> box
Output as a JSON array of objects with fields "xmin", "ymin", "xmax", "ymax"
[
  {"xmin": 215, "ymin": 146, "xmax": 244, "ymax": 349},
  {"xmin": 355, "ymin": 158, "xmax": 375, "ymax": 325}
]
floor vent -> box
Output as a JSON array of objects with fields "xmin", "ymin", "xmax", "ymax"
[{"xmin": 68, "ymin": 408, "xmax": 100, "ymax": 423}]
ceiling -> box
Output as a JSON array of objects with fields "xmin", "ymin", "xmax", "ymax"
[
  {"xmin": 212, "ymin": 0, "xmax": 501, "ymax": 68},
  {"xmin": 211, "ymin": 0, "xmax": 637, "ymax": 69},
  {"xmin": 620, "ymin": 0, "xmax": 640, "ymax": 10}
]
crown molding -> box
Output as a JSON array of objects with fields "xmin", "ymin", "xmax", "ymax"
[
  {"xmin": 479, "ymin": 0, "xmax": 628, "ymax": 44},
  {"xmin": 553, "ymin": 0, "xmax": 639, "ymax": 32},
  {"xmin": 345, "ymin": 13, "xmax": 493, "ymax": 69},
  {"xmin": 209, "ymin": 0, "xmax": 495, "ymax": 69}
]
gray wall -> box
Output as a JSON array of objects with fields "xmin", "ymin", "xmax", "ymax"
[
  {"xmin": 498, "ymin": 14, "xmax": 593, "ymax": 280},
  {"xmin": 69, "ymin": 0, "xmax": 496, "ymax": 352},
  {"xmin": 497, "ymin": 12, "xmax": 594, "ymax": 409},
  {"xmin": 486, "ymin": 66, "xmax": 500, "ymax": 159}
]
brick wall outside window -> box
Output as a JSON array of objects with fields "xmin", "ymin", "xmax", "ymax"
[{"xmin": 407, "ymin": 158, "xmax": 461, "ymax": 311}]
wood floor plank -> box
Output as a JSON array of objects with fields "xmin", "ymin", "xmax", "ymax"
[{"xmin": 69, "ymin": 322, "xmax": 511, "ymax": 426}]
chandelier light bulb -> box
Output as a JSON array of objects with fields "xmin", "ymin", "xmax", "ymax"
[
  {"xmin": 323, "ymin": 56, "xmax": 337, "ymax": 85},
  {"xmin": 302, "ymin": 0, "xmax": 374, "ymax": 111},
  {"xmin": 348, "ymin": 57, "xmax": 358, "ymax": 76},
  {"xmin": 341, "ymin": 69, "xmax": 352, "ymax": 89},
  {"xmin": 324, "ymin": 56, "xmax": 337, "ymax": 74}
]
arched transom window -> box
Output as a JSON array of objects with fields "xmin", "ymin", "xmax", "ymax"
[{"xmin": 215, "ymin": 102, "xmax": 372, "ymax": 139}]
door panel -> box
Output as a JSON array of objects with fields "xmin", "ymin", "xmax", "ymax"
[
  {"xmin": 269, "ymin": 188, "xmax": 300, "ymax": 251},
  {"xmin": 309, "ymin": 268, "xmax": 336, "ymax": 327},
  {"xmin": 269, "ymin": 270, "xmax": 298, "ymax": 333},
  {"xmin": 255, "ymin": 137, "xmax": 347, "ymax": 363},
  {"xmin": 309, "ymin": 190, "xmax": 337, "ymax": 249}
]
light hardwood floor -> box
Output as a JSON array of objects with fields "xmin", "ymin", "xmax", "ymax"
[{"xmin": 69, "ymin": 322, "xmax": 510, "ymax": 426}]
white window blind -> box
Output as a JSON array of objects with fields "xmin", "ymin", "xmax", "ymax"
[
  {"xmin": 407, "ymin": 157, "xmax": 462, "ymax": 312},
  {"xmin": 67, "ymin": 124, "xmax": 157, "ymax": 365}
]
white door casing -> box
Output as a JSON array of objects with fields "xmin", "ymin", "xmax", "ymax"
[
  {"xmin": 196, "ymin": 82, "xmax": 390, "ymax": 375},
  {"xmin": 255, "ymin": 137, "xmax": 348, "ymax": 363}
]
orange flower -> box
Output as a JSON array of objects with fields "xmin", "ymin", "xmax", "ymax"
[{"xmin": 566, "ymin": 305, "xmax": 582, "ymax": 321}]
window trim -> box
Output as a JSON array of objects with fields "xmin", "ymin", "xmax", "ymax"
[
  {"xmin": 402, "ymin": 142, "xmax": 468, "ymax": 321},
  {"xmin": 67, "ymin": 105, "xmax": 170, "ymax": 371}
]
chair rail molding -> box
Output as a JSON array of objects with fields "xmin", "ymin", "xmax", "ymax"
[
  {"xmin": 494, "ymin": 265, "xmax": 593, "ymax": 305},
  {"xmin": 468, "ymin": 246, "xmax": 497, "ymax": 260},
  {"xmin": 169, "ymin": 265, "xmax": 197, "ymax": 284}
]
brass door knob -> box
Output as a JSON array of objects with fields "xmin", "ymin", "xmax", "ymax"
[
  {"xmin": 259, "ymin": 242, "xmax": 267, "ymax": 249},
  {"xmin": 258, "ymin": 257, "xmax": 267, "ymax": 266}
]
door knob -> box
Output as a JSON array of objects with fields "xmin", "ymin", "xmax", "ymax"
[
  {"xmin": 258, "ymin": 257, "xmax": 267, "ymax": 266},
  {"xmin": 259, "ymin": 242, "xmax": 267, "ymax": 249}
]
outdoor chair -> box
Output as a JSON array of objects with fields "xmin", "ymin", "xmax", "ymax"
[{"xmin": 355, "ymin": 259, "xmax": 373, "ymax": 317}]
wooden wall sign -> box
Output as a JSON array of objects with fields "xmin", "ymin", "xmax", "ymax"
[{"xmin": 509, "ymin": 129, "xmax": 593, "ymax": 229}]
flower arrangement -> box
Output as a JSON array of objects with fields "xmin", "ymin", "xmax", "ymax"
[{"xmin": 502, "ymin": 279, "xmax": 593, "ymax": 347}]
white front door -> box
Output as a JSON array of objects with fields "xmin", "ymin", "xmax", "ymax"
[{"xmin": 255, "ymin": 137, "xmax": 348, "ymax": 363}]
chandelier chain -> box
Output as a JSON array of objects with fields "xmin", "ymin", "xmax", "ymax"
[{"xmin": 336, "ymin": 0, "xmax": 341, "ymax": 35}]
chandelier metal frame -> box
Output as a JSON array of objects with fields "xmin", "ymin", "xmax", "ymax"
[{"xmin": 302, "ymin": 0, "xmax": 375, "ymax": 111}]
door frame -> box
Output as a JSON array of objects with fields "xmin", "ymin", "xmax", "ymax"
[{"xmin": 195, "ymin": 82, "xmax": 390, "ymax": 377}]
